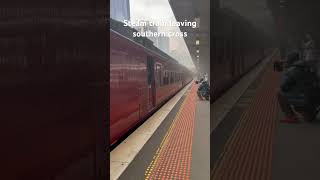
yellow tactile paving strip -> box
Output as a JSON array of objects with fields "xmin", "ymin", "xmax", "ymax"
[
  {"xmin": 212, "ymin": 51, "xmax": 281, "ymax": 180},
  {"xmin": 145, "ymin": 83, "xmax": 197, "ymax": 180}
]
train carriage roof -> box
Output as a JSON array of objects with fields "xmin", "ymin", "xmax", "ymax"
[{"xmin": 110, "ymin": 18, "xmax": 183, "ymax": 66}]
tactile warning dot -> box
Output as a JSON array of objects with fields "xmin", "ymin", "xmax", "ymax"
[{"xmin": 145, "ymin": 84, "xmax": 197, "ymax": 180}]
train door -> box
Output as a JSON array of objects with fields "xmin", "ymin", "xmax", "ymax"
[{"xmin": 147, "ymin": 56, "xmax": 156, "ymax": 109}]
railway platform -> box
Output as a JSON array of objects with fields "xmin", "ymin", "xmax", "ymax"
[
  {"xmin": 211, "ymin": 50, "xmax": 320, "ymax": 180},
  {"xmin": 111, "ymin": 81, "xmax": 210, "ymax": 180}
]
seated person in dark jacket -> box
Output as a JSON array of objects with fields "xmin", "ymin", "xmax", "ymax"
[{"xmin": 278, "ymin": 52, "xmax": 316, "ymax": 123}]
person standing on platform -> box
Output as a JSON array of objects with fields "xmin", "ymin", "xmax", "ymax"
[
  {"xmin": 277, "ymin": 50, "xmax": 309, "ymax": 123},
  {"xmin": 277, "ymin": 48, "xmax": 318, "ymax": 123},
  {"xmin": 303, "ymin": 33, "xmax": 316, "ymax": 62}
]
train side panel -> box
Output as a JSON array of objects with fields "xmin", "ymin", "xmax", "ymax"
[{"xmin": 110, "ymin": 32, "xmax": 146, "ymax": 145}]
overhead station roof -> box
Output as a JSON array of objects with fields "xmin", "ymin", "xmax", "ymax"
[
  {"xmin": 169, "ymin": 0, "xmax": 210, "ymax": 75},
  {"xmin": 218, "ymin": 0, "xmax": 277, "ymax": 44},
  {"xmin": 267, "ymin": 0, "xmax": 320, "ymax": 40}
]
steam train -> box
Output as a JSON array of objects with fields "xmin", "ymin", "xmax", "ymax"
[
  {"xmin": 110, "ymin": 20, "xmax": 193, "ymax": 145},
  {"xmin": 212, "ymin": 8, "xmax": 274, "ymax": 101}
]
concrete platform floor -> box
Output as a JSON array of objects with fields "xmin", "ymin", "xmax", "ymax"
[
  {"xmin": 191, "ymin": 98, "xmax": 210, "ymax": 180},
  {"xmin": 272, "ymin": 112, "xmax": 320, "ymax": 180}
]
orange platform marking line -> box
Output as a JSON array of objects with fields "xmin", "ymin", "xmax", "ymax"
[
  {"xmin": 145, "ymin": 84, "xmax": 197, "ymax": 180},
  {"xmin": 212, "ymin": 51, "xmax": 281, "ymax": 180}
]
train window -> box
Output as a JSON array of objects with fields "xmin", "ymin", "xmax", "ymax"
[
  {"xmin": 156, "ymin": 64, "xmax": 162, "ymax": 87},
  {"xmin": 163, "ymin": 72, "xmax": 166, "ymax": 85},
  {"xmin": 163, "ymin": 71, "xmax": 169, "ymax": 86},
  {"xmin": 170, "ymin": 72, "xmax": 174, "ymax": 84},
  {"xmin": 147, "ymin": 57, "xmax": 154, "ymax": 85},
  {"xmin": 165, "ymin": 72, "xmax": 167, "ymax": 85},
  {"xmin": 173, "ymin": 72, "xmax": 175, "ymax": 83},
  {"xmin": 172, "ymin": 72, "xmax": 176, "ymax": 83}
]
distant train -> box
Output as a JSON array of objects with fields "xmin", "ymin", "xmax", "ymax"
[
  {"xmin": 211, "ymin": 8, "xmax": 274, "ymax": 101},
  {"xmin": 110, "ymin": 21, "xmax": 193, "ymax": 145}
]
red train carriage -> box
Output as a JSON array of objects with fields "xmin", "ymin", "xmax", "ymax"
[{"xmin": 110, "ymin": 26, "xmax": 192, "ymax": 145}]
